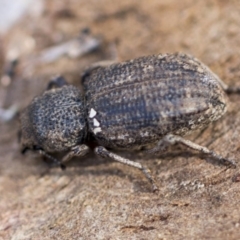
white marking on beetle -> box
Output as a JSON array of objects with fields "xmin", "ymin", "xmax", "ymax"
[
  {"xmin": 89, "ymin": 108, "xmax": 97, "ymax": 118},
  {"xmin": 93, "ymin": 118, "xmax": 100, "ymax": 127},
  {"xmin": 93, "ymin": 127, "xmax": 102, "ymax": 134}
]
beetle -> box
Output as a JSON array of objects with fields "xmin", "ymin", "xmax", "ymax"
[{"xmin": 20, "ymin": 53, "xmax": 237, "ymax": 191}]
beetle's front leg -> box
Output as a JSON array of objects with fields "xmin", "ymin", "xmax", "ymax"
[
  {"xmin": 62, "ymin": 144, "xmax": 90, "ymax": 164},
  {"xmin": 38, "ymin": 144, "xmax": 89, "ymax": 169},
  {"xmin": 95, "ymin": 146, "xmax": 158, "ymax": 192},
  {"xmin": 37, "ymin": 149, "xmax": 66, "ymax": 170},
  {"xmin": 148, "ymin": 134, "xmax": 236, "ymax": 167}
]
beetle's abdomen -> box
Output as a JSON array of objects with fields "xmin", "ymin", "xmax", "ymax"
[{"xmin": 84, "ymin": 53, "xmax": 227, "ymax": 149}]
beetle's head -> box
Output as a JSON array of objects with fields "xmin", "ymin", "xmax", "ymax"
[{"xmin": 20, "ymin": 85, "xmax": 87, "ymax": 154}]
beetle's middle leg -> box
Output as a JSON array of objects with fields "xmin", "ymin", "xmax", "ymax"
[
  {"xmin": 95, "ymin": 146, "xmax": 158, "ymax": 192},
  {"xmin": 62, "ymin": 144, "xmax": 90, "ymax": 164},
  {"xmin": 148, "ymin": 134, "xmax": 236, "ymax": 167}
]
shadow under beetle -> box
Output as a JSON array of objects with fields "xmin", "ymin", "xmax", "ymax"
[{"xmin": 20, "ymin": 53, "xmax": 238, "ymax": 191}]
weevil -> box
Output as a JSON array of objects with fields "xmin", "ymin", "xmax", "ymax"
[{"xmin": 20, "ymin": 53, "xmax": 238, "ymax": 191}]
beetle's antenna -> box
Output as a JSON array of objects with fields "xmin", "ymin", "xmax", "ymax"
[{"xmin": 38, "ymin": 150, "xmax": 66, "ymax": 170}]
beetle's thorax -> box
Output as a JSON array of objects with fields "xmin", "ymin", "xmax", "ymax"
[{"xmin": 20, "ymin": 85, "xmax": 87, "ymax": 152}]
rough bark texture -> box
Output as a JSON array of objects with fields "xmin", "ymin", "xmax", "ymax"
[{"xmin": 1, "ymin": 0, "xmax": 240, "ymax": 239}]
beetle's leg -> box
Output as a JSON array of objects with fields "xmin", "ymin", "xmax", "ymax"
[
  {"xmin": 38, "ymin": 149, "xmax": 66, "ymax": 170},
  {"xmin": 62, "ymin": 144, "xmax": 90, "ymax": 164},
  {"xmin": 39, "ymin": 145, "xmax": 89, "ymax": 169},
  {"xmin": 148, "ymin": 134, "xmax": 236, "ymax": 167},
  {"xmin": 225, "ymin": 86, "xmax": 240, "ymax": 94},
  {"xmin": 46, "ymin": 76, "xmax": 69, "ymax": 90},
  {"xmin": 95, "ymin": 146, "xmax": 158, "ymax": 192}
]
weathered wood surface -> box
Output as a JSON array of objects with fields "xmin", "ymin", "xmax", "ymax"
[{"xmin": 1, "ymin": 1, "xmax": 240, "ymax": 239}]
